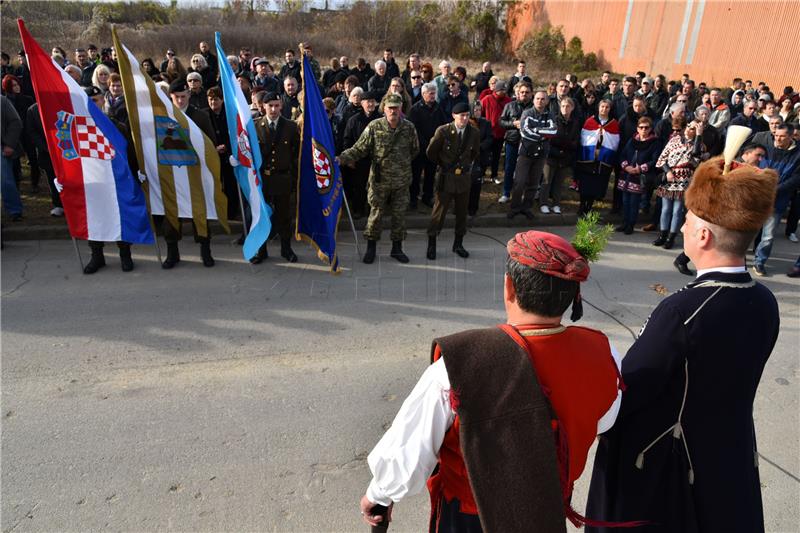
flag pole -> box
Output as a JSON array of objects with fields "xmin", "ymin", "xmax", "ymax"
[
  {"xmin": 71, "ymin": 237, "xmax": 84, "ymax": 272},
  {"xmin": 340, "ymin": 189, "xmax": 360, "ymax": 257},
  {"xmin": 141, "ymin": 180, "xmax": 162, "ymax": 264},
  {"xmin": 149, "ymin": 215, "xmax": 163, "ymax": 264},
  {"xmin": 237, "ymin": 186, "xmax": 249, "ymax": 237}
]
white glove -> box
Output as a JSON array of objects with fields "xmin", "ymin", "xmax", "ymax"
[
  {"xmin": 137, "ymin": 171, "xmax": 147, "ymax": 183},
  {"xmin": 54, "ymin": 178, "xmax": 63, "ymax": 193},
  {"xmin": 229, "ymin": 155, "xmax": 240, "ymax": 167}
]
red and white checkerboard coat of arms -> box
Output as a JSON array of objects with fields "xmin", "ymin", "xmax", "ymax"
[
  {"xmin": 312, "ymin": 140, "xmax": 333, "ymax": 194},
  {"xmin": 54, "ymin": 111, "xmax": 116, "ymax": 161}
]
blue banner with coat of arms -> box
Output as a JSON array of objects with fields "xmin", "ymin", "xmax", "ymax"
[{"xmin": 295, "ymin": 49, "xmax": 343, "ymax": 273}]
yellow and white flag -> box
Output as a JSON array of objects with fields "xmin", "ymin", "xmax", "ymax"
[{"xmin": 112, "ymin": 28, "xmax": 228, "ymax": 237}]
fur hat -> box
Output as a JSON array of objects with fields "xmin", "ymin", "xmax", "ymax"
[{"xmin": 684, "ymin": 157, "xmax": 778, "ymax": 232}]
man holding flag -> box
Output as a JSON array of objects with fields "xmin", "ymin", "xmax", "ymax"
[
  {"xmin": 254, "ymin": 91, "xmax": 299, "ymax": 263},
  {"xmin": 18, "ymin": 20, "xmax": 154, "ymax": 267},
  {"xmin": 214, "ymin": 32, "xmax": 273, "ymax": 263},
  {"xmin": 113, "ymin": 28, "xmax": 229, "ymax": 270}
]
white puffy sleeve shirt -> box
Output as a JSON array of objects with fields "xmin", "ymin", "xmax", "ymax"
[{"xmin": 366, "ymin": 345, "xmax": 623, "ymax": 506}]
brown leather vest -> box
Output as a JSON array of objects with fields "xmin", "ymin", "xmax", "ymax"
[{"xmin": 433, "ymin": 327, "xmax": 566, "ymax": 533}]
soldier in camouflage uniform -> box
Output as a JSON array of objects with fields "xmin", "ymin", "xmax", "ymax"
[{"xmin": 338, "ymin": 93, "xmax": 419, "ymax": 263}]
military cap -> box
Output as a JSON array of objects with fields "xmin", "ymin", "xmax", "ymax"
[
  {"xmin": 169, "ymin": 79, "xmax": 189, "ymax": 93},
  {"xmin": 384, "ymin": 93, "xmax": 403, "ymax": 108},
  {"xmin": 84, "ymin": 86, "xmax": 103, "ymax": 98},
  {"xmin": 451, "ymin": 102, "xmax": 470, "ymax": 115},
  {"xmin": 263, "ymin": 91, "xmax": 281, "ymax": 103}
]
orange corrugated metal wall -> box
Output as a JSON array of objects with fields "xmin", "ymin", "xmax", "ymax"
[{"xmin": 509, "ymin": 0, "xmax": 800, "ymax": 89}]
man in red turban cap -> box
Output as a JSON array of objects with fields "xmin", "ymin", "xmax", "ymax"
[{"xmin": 359, "ymin": 230, "xmax": 626, "ymax": 532}]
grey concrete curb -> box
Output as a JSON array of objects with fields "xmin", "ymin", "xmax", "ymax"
[{"xmin": 1, "ymin": 212, "xmax": 588, "ymax": 241}]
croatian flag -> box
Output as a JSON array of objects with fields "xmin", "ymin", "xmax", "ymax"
[
  {"xmin": 214, "ymin": 32, "xmax": 272, "ymax": 260},
  {"xmin": 579, "ymin": 116, "xmax": 620, "ymax": 166},
  {"xmin": 18, "ymin": 20, "xmax": 153, "ymax": 244}
]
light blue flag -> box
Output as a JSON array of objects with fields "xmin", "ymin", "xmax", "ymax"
[{"xmin": 215, "ymin": 32, "xmax": 272, "ymax": 260}]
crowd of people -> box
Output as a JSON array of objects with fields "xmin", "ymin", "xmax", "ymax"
[{"xmin": 2, "ymin": 42, "xmax": 799, "ymax": 276}]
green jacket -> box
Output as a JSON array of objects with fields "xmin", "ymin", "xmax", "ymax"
[
  {"xmin": 426, "ymin": 122, "xmax": 480, "ymax": 194},
  {"xmin": 339, "ymin": 117, "xmax": 419, "ymax": 188}
]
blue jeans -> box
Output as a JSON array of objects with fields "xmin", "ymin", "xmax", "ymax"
[
  {"xmin": 659, "ymin": 197, "xmax": 684, "ymax": 233},
  {"xmin": 503, "ymin": 141, "xmax": 519, "ymax": 197},
  {"xmin": 755, "ymin": 212, "xmax": 781, "ymax": 267},
  {"xmin": 622, "ymin": 191, "xmax": 641, "ymax": 227},
  {"xmin": 1, "ymin": 155, "xmax": 23, "ymax": 216}
]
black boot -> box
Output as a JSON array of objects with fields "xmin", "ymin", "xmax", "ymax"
[
  {"xmin": 652, "ymin": 231, "xmax": 668, "ymax": 246},
  {"xmin": 624, "ymin": 224, "xmax": 634, "ymax": 235},
  {"xmin": 663, "ymin": 232, "xmax": 678, "ymax": 250},
  {"xmin": 673, "ymin": 255, "xmax": 694, "ymax": 276},
  {"xmin": 426, "ymin": 236, "xmax": 436, "ymax": 260},
  {"xmin": 250, "ymin": 243, "xmax": 267, "ymax": 264},
  {"xmin": 83, "ymin": 245, "xmax": 106, "ymax": 274},
  {"xmin": 162, "ymin": 242, "xmax": 180, "ymax": 269},
  {"xmin": 452, "ymin": 235, "xmax": 469, "ymax": 258},
  {"xmin": 281, "ymin": 238, "xmax": 298, "ymax": 263},
  {"xmin": 390, "ymin": 240, "xmax": 409, "ymax": 263},
  {"xmin": 200, "ymin": 240, "xmax": 214, "ymax": 267},
  {"xmin": 118, "ymin": 244, "xmax": 134, "ymax": 272},
  {"xmin": 363, "ymin": 239, "xmax": 377, "ymax": 264}
]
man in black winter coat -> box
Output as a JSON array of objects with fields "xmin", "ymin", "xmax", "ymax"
[
  {"xmin": 473, "ymin": 62, "xmax": 494, "ymax": 96},
  {"xmin": 620, "ymin": 96, "xmax": 657, "ymax": 146},
  {"xmin": 367, "ymin": 61, "xmax": 391, "ymax": 102},
  {"xmin": 342, "ymin": 92, "xmax": 382, "ymax": 218},
  {"xmin": 381, "ymin": 49, "xmax": 401, "ymax": 80},
  {"xmin": 408, "ymin": 83, "xmax": 448, "ymax": 209}
]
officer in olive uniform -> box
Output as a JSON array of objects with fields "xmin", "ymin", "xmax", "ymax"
[
  {"xmin": 338, "ymin": 93, "xmax": 419, "ymax": 264},
  {"xmin": 425, "ymin": 102, "xmax": 480, "ymax": 260},
  {"xmin": 252, "ymin": 91, "xmax": 300, "ymax": 263}
]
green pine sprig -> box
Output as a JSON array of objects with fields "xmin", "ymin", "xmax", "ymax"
[{"xmin": 571, "ymin": 211, "xmax": 613, "ymax": 262}]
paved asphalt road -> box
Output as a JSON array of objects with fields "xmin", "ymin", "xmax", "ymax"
[{"xmin": 2, "ymin": 227, "xmax": 798, "ymax": 532}]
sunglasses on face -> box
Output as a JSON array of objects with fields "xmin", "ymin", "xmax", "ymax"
[
  {"xmin": 637, "ymin": 126, "xmax": 650, "ymax": 130},
  {"xmin": 411, "ymin": 76, "xmax": 421, "ymax": 79}
]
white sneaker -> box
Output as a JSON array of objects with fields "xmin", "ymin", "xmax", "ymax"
[
  {"xmin": 498, "ymin": 195, "xmax": 509, "ymax": 204},
  {"xmin": 493, "ymin": 178, "xmax": 503, "ymax": 185},
  {"xmin": 552, "ymin": 205, "xmax": 562, "ymax": 214},
  {"xmin": 539, "ymin": 205, "xmax": 550, "ymax": 214},
  {"xmin": 789, "ymin": 233, "xmax": 799, "ymax": 243},
  {"xmin": 50, "ymin": 207, "xmax": 64, "ymax": 216}
]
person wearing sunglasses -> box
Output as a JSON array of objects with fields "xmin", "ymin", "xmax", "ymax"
[{"xmin": 615, "ymin": 117, "xmax": 660, "ymax": 234}]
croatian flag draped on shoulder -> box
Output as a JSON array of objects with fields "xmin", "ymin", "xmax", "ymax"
[
  {"xmin": 17, "ymin": 20, "xmax": 153, "ymax": 245},
  {"xmin": 112, "ymin": 27, "xmax": 228, "ymax": 239},
  {"xmin": 296, "ymin": 47, "xmax": 344, "ymax": 273},
  {"xmin": 214, "ymin": 32, "xmax": 271, "ymax": 261},
  {"xmin": 579, "ymin": 117, "xmax": 620, "ymax": 165}
]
